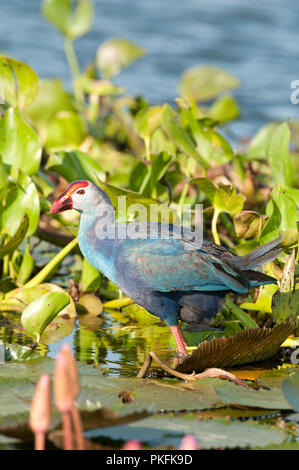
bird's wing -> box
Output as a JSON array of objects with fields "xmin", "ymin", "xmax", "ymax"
[{"xmin": 116, "ymin": 233, "xmax": 250, "ymax": 293}]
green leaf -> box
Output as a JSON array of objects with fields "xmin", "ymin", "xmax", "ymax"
[
  {"xmin": 246, "ymin": 122, "xmax": 277, "ymax": 160},
  {"xmin": 162, "ymin": 105, "xmax": 209, "ymax": 169},
  {"xmin": 213, "ymin": 185, "xmax": 245, "ymax": 216},
  {"xmin": 46, "ymin": 150, "xmax": 105, "ymax": 184},
  {"xmin": 75, "ymin": 76, "xmax": 124, "ymax": 96},
  {"xmin": 179, "ymin": 66, "xmax": 239, "ymax": 102},
  {"xmin": 96, "ymin": 179, "xmax": 159, "ymax": 212},
  {"xmin": 21, "ymin": 291, "xmax": 71, "ymax": 342},
  {"xmin": 139, "ymin": 152, "xmax": 173, "ymax": 196},
  {"xmin": 0, "ymin": 215, "xmax": 29, "ymax": 260},
  {"xmin": 81, "ymin": 258, "xmax": 102, "ymax": 293},
  {"xmin": 181, "ymin": 109, "xmax": 233, "ymax": 165},
  {"xmin": 134, "ymin": 106, "xmax": 163, "ymax": 139},
  {"xmin": 190, "ymin": 177, "xmax": 216, "ymax": 200},
  {"xmin": 0, "ymin": 55, "xmax": 39, "ymax": 109},
  {"xmin": 0, "ymin": 107, "xmax": 42, "ymax": 176},
  {"xmin": 96, "ymin": 38, "xmax": 145, "ymax": 78},
  {"xmin": 42, "ymin": 0, "xmax": 93, "ymax": 39},
  {"xmin": 285, "ymin": 187, "xmax": 299, "ymax": 208},
  {"xmin": 267, "ymin": 122, "xmax": 294, "ymax": 187},
  {"xmin": 1, "ymin": 173, "xmax": 40, "ymax": 237},
  {"xmin": 261, "ymin": 186, "xmax": 298, "ymax": 243},
  {"xmin": 24, "ymin": 79, "xmax": 75, "ymax": 143},
  {"xmin": 16, "ymin": 243, "xmax": 35, "ymax": 286},
  {"xmin": 240, "ymin": 284, "xmax": 278, "ymax": 314},
  {"xmin": 208, "ymin": 94, "xmax": 240, "ymax": 122},
  {"xmin": 45, "ymin": 111, "xmax": 86, "ymax": 151}
]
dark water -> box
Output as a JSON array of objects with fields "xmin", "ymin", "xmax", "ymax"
[{"xmin": 1, "ymin": 0, "xmax": 298, "ymax": 137}]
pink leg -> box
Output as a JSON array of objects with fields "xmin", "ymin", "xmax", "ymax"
[{"xmin": 170, "ymin": 325, "xmax": 188, "ymax": 357}]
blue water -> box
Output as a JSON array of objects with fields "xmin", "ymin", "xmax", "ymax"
[{"xmin": 1, "ymin": 0, "xmax": 298, "ymax": 137}]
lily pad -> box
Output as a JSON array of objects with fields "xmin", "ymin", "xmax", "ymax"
[{"xmin": 86, "ymin": 414, "xmax": 287, "ymax": 449}]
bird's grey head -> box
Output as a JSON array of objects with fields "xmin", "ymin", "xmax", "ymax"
[{"xmin": 50, "ymin": 180, "xmax": 112, "ymax": 215}]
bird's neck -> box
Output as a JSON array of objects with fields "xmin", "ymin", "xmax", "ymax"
[{"xmin": 78, "ymin": 203, "xmax": 118, "ymax": 282}]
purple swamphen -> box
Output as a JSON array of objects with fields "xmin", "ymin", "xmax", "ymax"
[{"xmin": 50, "ymin": 180, "xmax": 281, "ymax": 357}]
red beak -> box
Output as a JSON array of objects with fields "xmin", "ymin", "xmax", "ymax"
[{"xmin": 50, "ymin": 195, "xmax": 73, "ymax": 214}]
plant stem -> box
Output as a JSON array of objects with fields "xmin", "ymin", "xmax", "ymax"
[
  {"xmin": 64, "ymin": 37, "xmax": 83, "ymax": 104},
  {"xmin": 24, "ymin": 238, "xmax": 78, "ymax": 289},
  {"xmin": 144, "ymin": 134, "xmax": 151, "ymax": 161},
  {"xmin": 34, "ymin": 431, "xmax": 45, "ymax": 451},
  {"xmin": 71, "ymin": 405, "xmax": 85, "ymax": 450},
  {"xmin": 62, "ymin": 412, "xmax": 73, "ymax": 450},
  {"xmin": 2, "ymin": 255, "xmax": 9, "ymax": 277},
  {"xmin": 102, "ymin": 297, "xmax": 134, "ymax": 309},
  {"xmin": 178, "ymin": 182, "xmax": 190, "ymax": 220},
  {"xmin": 211, "ymin": 208, "xmax": 221, "ymax": 245}
]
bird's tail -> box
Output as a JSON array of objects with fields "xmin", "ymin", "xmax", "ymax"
[{"xmin": 240, "ymin": 238, "xmax": 282, "ymax": 270}]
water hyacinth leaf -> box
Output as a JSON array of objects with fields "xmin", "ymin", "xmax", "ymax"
[
  {"xmin": 46, "ymin": 150, "xmax": 105, "ymax": 184},
  {"xmin": 267, "ymin": 122, "xmax": 294, "ymax": 187},
  {"xmin": 21, "ymin": 291, "xmax": 71, "ymax": 342},
  {"xmin": 75, "ymin": 76, "xmax": 124, "ymax": 96},
  {"xmin": 42, "ymin": 0, "xmax": 93, "ymax": 39},
  {"xmin": 207, "ymin": 128, "xmax": 234, "ymax": 164},
  {"xmin": 150, "ymin": 128, "xmax": 176, "ymax": 156},
  {"xmin": 213, "ymin": 185, "xmax": 245, "ymax": 216},
  {"xmin": 96, "ymin": 38, "xmax": 145, "ymax": 78},
  {"xmin": 180, "ymin": 109, "xmax": 212, "ymax": 162},
  {"xmin": 261, "ymin": 186, "xmax": 298, "ymax": 243},
  {"xmin": 0, "ymin": 159, "xmax": 9, "ymax": 187},
  {"xmin": 0, "ymin": 215, "xmax": 29, "ymax": 260},
  {"xmin": 1, "ymin": 173, "xmax": 40, "ymax": 237},
  {"xmin": 24, "ymin": 79, "xmax": 75, "ymax": 143},
  {"xmin": 96, "ymin": 179, "xmax": 159, "ymax": 213},
  {"xmin": 179, "ymin": 66, "xmax": 239, "ymax": 102},
  {"xmin": 45, "ymin": 111, "xmax": 86, "ymax": 151},
  {"xmin": 246, "ymin": 122, "xmax": 277, "ymax": 160},
  {"xmin": 31, "ymin": 171, "xmax": 55, "ymax": 197},
  {"xmin": 139, "ymin": 152, "xmax": 173, "ymax": 196},
  {"xmin": 190, "ymin": 177, "xmax": 216, "ymax": 201},
  {"xmin": 0, "ymin": 107, "xmax": 42, "ymax": 176},
  {"xmin": 285, "ymin": 187, "xmax": 299, "ymax": 208},
  {"xmin": 81, "ymin": 258, "xmax": 102, "ymax": 293},
  {"xmin": 134, "ymin": 106, "xmax": 164, "ymax": 139},
  {"xmin": 0, "ymin": 55, "xmax": 38, "ymax": 109},
  {"xmin": 16, "ymin": 244, "xmax": 35, "ymax": 286},
  {"xmin": 240, "ymin": 284, "xmax": 278, "ymax": 314},
  {"xmin": 162, "ymin": 105, "xmax": 209, "ymax": 169},
  {"xmin": 208, "ymin": 94, "xmax": 239, "ymax": 122}
]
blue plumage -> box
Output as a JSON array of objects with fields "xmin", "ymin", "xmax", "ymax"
[{"xmin": 51, "ymin": 180, "xmax": 281, "ymax": 356}]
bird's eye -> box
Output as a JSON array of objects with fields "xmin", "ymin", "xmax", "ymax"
[{"xmin": 77, "ymin": 189, "xmax": 85, "ymax": 195}]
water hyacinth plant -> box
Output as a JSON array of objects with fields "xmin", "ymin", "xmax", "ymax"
[{"xmin": 0, "ymin": 0, "xmax": 298, "ymax": 451}]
